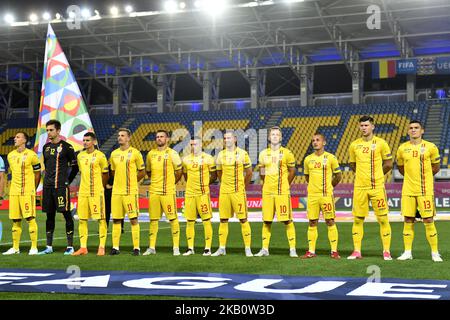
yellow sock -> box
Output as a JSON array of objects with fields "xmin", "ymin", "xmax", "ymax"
[
  {"xmin": 262, "ymin": 223, "xmax": 272, "ymax": 250},
  {"xmin": 27, "ymin": 218, "xmax": 38, "ymax": 250},
  {"xmin": 203, "ymin": 220, "xmax": 213, "ymax": 250},
  {"xmin": 352, "ymin": 217, "xmax": 364, "ymax": 252},
  {"xmin": 79, "ymin": 219, "xmax": 88, "ymax": 248},
  {"xmin": 98, "ymin": 219, "xmax": 107, "ymax": 248},
  {"xmin": 286, "ymin": 222, "xmax": 296, "ymax": 250},
  {"xmin": 424, "ymin": 221, "xmax": 438, "ymax": 254},
  {"xmin": 149, "ymin": 220, "xmax": 159, "ymax": 248},
  {"xmin": 307, "ymin": 225, "xmax": 318, "ymax": 253},
  {"xmin": 131, "ymin": 222, "xmax": 140, "ymax": 250},
  {"xmin": 219, "ymin": 222, "xmax": 229, "ymax": 248},
  {"xmin": 112, "ymin": 222, "xmax": 121, "ymax": 249},
  {"xmin": 327, "ymin": 224, "xmax": 338, "ymax": 252},
  {"xmin": 170, "ymin": 219, "xmax": 180, "ymax": 249},
  {"xmin": 12, "ymin": 221, "xmax": 22, "ymax": 251},
  {"xmin": 186, "ymin": 220, "xmax": 195, "ymax": 249},
  {"xmin": 241, "ymin": 221, "xmax": 251, "ymax": 249},
  {"xmin": 377, "ymin": 215, "xmax": 391, "ymax": 252},
  {"xmin": 403, "ymin": 222, "xmax": 414, "ymax": 252}
]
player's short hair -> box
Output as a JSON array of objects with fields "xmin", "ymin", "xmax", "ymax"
[
  {"xmin": 269, "ymin": 126, "xmax": 282, "ymax": 135},
  {"xmin": 16, "ymin": 131, "xmax": 29, "ymax": 143},
  {"xmin": 313, "ymin": 132, "xmax": 326, "ymax": 142},
  {"xmin": 409, "ymin": 120, "xmax": 424, "ymax": 128},
  {"xmin": 118, "ymin": 128, "xmax": 132, "ymax": 137},
  {"xmin": 46, "ymin": 119, "xmax": 61, "ymax": 130},
  {"xmin": 156, "ymin": 130, "xmax": 170, "ymax": 138},
  {"xmin": 224, "ymin": 130, "xmax": 237, "ymax": 138},
  {"xmin": 84, "ymin": 132, "xmax": 97, "ymax": 140},
  {"xmin": 359, "ymin": 116, "xmax": 374, "ymax": 124}
]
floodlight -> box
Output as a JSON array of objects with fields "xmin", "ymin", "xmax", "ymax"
[
  {"xmin": 29, "ymin": 13, "xmax": 38, "ymax": 22},
  {"xmin": 164, "ymin": 1, "xmax": 178, "ymax": 13},
  {"xmin": 125, "ymin": 5, "xmax": 133, "ymax": 13},
  {"xmin": 81, "ymin": 8, "xmax": 91, "ymax": 18},
  {"xmin": 110, "ymin": 6, "xmax": 119, "ymax": 16},
  {"xmin": 4, "ymin": 14, "xmax": 14, "ymax": 24},
  {"xmin": 42, "ymin": 12, "xmax": 51, "ymax": 20}
]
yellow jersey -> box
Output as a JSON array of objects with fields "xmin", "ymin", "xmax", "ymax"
[
  {"xmin": 258, "ymin": 146, "xmax": 296, "ymax": 195},
  {"xmin": 396, "ymin": 140, "xmax": 440, "ymax": 196},
  {"xmin": 77, "ymin": 149, "xmax": 109, "ymax": 197},
  {"xmin": 109, "ymin": 146, "xmax": 145, "ymax": 195},
  {"xmin": 7, "ymin": 149, "xmax": 41, "ymax": 196},
  {"xmin": 349, "ymin": 136, "xmax": 392, "ymax": 190},
  {"xmin": 216, "ymin": 147, "xmax": 252, "ymax": 194},
  {"xmin": 304, "ymin": 151, "xmax": 341, "ymax": 196},
  {"xmin": 183, "ymin": 152, "xmax": 216, "ymax": 196},
  {"xmin": 146, "ymin": 147, "xmax": 182, "ymax": 195}
]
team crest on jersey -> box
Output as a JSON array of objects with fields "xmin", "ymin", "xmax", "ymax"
[
  {"xmin": 322, "ymin": 157, "xmax": 328, "ymax": 165},
  {"xmin": 420, "ymin": 146, "xmax": 426, "ymax": 155},
  {"xmin": 45, "ymin": 147, "xmax": 50, "ymax": 153},
  {"xmin": 164, "ymin": 153, "xmax": 169, "ymax": 160},
  {"xmin": 57, "ymin": 145, "xmax": 63, "ymax": 153},
  {"xmin": 371, "ymin": 143, "xmax": 376, "ymax": 151}
]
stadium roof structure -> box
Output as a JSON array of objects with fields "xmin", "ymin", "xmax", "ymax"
[{"xmin": 0, "ymin": 0, "xmax": 449, "ymax": 85}]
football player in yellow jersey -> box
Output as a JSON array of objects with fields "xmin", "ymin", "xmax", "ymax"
[
  {"xmin": 182, "ymin": 138, "xmax": 217, "ymax": 256},
  {"xmin": 212, "ymin": 130, "xmax": 253, "ymax": 257},
  {"xmin": 302, "ymin": 133, "xmax": 342, "ymax": 259},
  {"xmin": 348, "ymin": 116, "xmax": 393, "ymax": 260},
  {"xmin": 72, "ymin": 132, "xmax": 109, "ymax": 256},
  {"xmin": 143, "ymin": 130, "xmax": 183, "ymax": 256},
  {"xmin": 109, "ymin": 128, "xmax": 146, "ymax": 256},
  {"xmin": 2, "ymin": 132, "xmax": 41, "ymax": 255},
  {"xmin": 255, "ymin": 127, "xmax": 297, "ymax": 257},
  {"xmin": 396, "ymin": 120, "xmax": 442, "ymax": 262}
]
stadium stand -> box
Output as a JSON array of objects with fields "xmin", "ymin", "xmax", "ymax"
[{"xmin": 0, "ymin": 101, "xmax": 442, "ymax": 183}]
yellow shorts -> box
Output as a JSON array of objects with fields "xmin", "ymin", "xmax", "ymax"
[
  {"xmin": 78, "ymin": 195, "xmax": 106, "ymax": 220},
  {"xmin": 184, "ymin": 194, "xmax": 212, "ymax": 221},
  {"xmin": 352, "ymin": 188, "xmax": 389, "ymax": 217},
  {"xmin": 262, "ymin": 194, "xmax": 292, "ymax": 222},
  {"xmin": 402, "ymin": 195, "xmax": 435, "ymax": 219},
  {"xmin": 307, "ymin": 195, "xmax": 336, "ymax": 220},
  {"xmin": 9, "ymin": 195, "xmax": 36, "ymax": 220},
  {"xmin": 219, "ymin": 192, "xmax": 248, "ymax": 220},
  {"xmin": 111, "ymin": 194, "xmax": 139, "ymax": 220},
  {"xmin": 149, "ymin": 194, "xmax": 178, "ymax": 221}
]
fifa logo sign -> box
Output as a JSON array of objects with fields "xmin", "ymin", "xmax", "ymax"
[{"xmin": 366, "ymin": 5, "xmax": 381, "ymax": 30}]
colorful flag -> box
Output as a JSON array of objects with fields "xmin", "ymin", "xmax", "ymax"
[
  {"xmin": 34, "ymin": 24, "xmax": 93, "ymax": 160},
  {"xmin": 371, "ymin": 60, "xmax": 396, "ymax": 79}
]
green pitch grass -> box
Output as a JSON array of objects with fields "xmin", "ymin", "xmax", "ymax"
[{"xmin": 0, "ymin": 210, "xmax": 449, "ymax": 300}]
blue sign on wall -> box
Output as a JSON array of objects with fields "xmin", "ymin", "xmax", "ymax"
[
  {"xmin": 436, "ymin": 57, "xmax": 450, "ymax": 74},
  {"xmin": 396, "ymin": 59, "xmax": 417, "ymax": 74}
]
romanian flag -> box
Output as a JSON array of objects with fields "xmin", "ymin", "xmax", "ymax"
[{"xmin": 372, "ymin": 60, "xmax": 396, "ymax": 79}]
